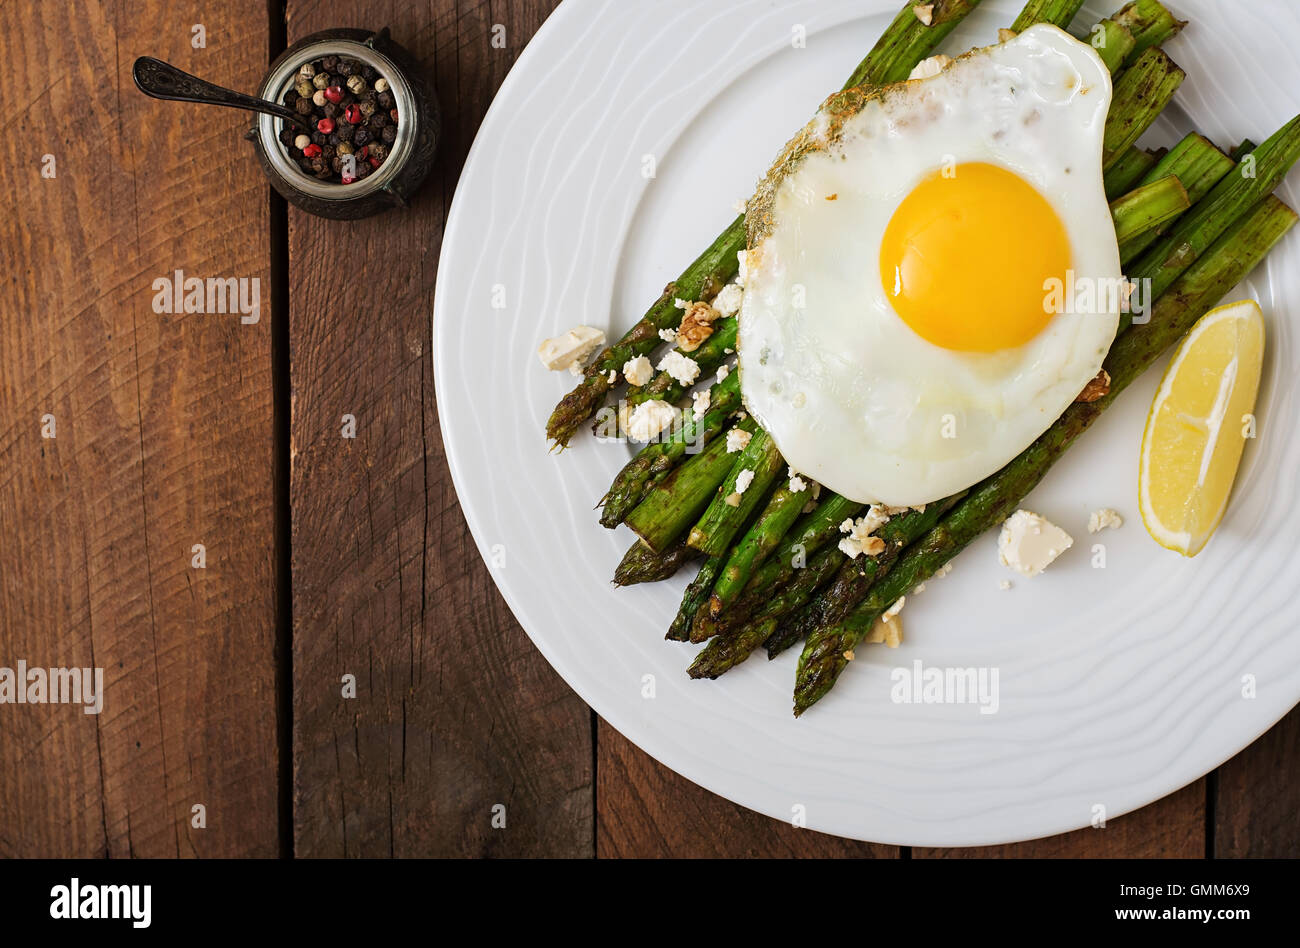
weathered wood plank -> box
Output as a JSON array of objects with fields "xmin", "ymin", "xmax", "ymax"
[
  {"xmin": 0, "ymin": 0, "xmax": 278, "ymax": 856},
  {"xmin": 287, "ymin": 0, "xmax": 589, "ymax": 857},
  {"xmin": 1215, "ymin": 707, "xmax": 1300, "ymax": 857}
]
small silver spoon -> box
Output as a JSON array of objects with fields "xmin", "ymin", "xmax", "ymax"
[{"xmin": 132, "ymin": 56, "xmax": 302, "ymax": 126}]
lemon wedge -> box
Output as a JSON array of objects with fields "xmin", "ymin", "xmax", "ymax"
[{"xmin": 1139, "ymin": 299, "xmax": 1265, "ymax": 556}]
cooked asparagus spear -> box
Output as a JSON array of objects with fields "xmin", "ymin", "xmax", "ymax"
[
  {"xmin": 1102, "ymin": 47, "xmax": 1185, "ymax": 170},
  {"xmin": 668, "ymin": 555, "xmax": 725, "ymax": 641},
  {"xmin": 702, "ymin": 477, "xmax": 810, "ymax": 630},
  {"xmin": 1010, "ymin": 0, "xmax": 1085, "ymax": 31},
  {"xmin": 1111, "ymin": 0, "xmax": 1185, "ymax": 67},
  {"xmin": 687, "ymin": 429, "xmax": 785, "ymax": 556},
  {"xmin": 614, "ymin": 536, "xmax": 698, "ymax": 586},
  {"xmin": 689, "ymin": 546, "xmax": 846, "ymax": 679},
  {"xmin": 1111, "ymin": 173, "xmax": 1189, "ymax": 246},
  {"xmin": 1104, "ymin": 146, "xmax": 1162, "ymax": 200},
  {"xmin": 794, "ymin": 195, "xmax": 1299, "ymax": 715},
  {"xmin": 625, "ymin": 416, "xmax": 758, "ymax": 552},
  {"xmin": 600, "ymin": 371, "xmax": 741, "ymax": 528},
  {"xmin": 1119, "ymin": 133, "xmax": 1234, "ymax": 262},
  {"xmin": 1129, "ymin": 115, "xmax": 1300, "ymax": 309},
  {"xmin": 691, "ymin": 493, "xmax": 865, "ymax": 641},
  {"xmin": 765, "ymin": 495, "xmax": 965, "ymax": 659},
  {"xmin": 1088, "ymin": 17, "xmax": 1136, "ymax": 74}
]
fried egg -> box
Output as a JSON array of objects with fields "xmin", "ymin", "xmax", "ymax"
[{"xmin": 739, "ymin": 25, "xmax": 1121, "ymax": 506}]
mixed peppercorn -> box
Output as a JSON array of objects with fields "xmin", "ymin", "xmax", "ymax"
[{"xmin": 277, "ymin": 55, "xmax": 400, "ymax": 184}]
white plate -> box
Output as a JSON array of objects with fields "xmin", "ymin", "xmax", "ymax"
[{"xmin": 434, "ymin": 0, "xmax": 1300, "ymax": 846}]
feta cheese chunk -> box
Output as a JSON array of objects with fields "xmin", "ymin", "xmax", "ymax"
[
  {"xmin": 789, "ymin": 475, "xmax": 807, "ymax": 493},
  {"xmin": 998, "ymin": 509, "xmax": 1073, "ymax": 577},
  {"xmin": 656, "ymin": 350, "xmax": 700, "ymax": 386},
  {"xmin": 711, "ymin": 283, "xmax": 744, "ymax": 319},
  {"xmin": 1087, "ymin": 508, "xmax": 1124, "ymax": 533},
  {"xmin": 838, "ymin": 508, "xmax": 891, "ymax": 560},
  {"xmin": 622, "ymin": 355, "xmax": 653, "ymax": 386},
  {"xmin": 537, "ymin": 326, "xmax": 605, "ymax": 374},
  {"xmin": 716, "ymin": 364, "xmax": 730, "ymax": 383},
  {"xmin": 735, "ymin": 469, "xmax": 755, "ymax": 494},
  {"xmin": 624, "ymin": 399, "xmax": 678, "ymax": 441},
  {"xmin": 726, "ymin": 428, "xmax": 752, "ymax": 453},
  {"xmin": 691, "ymin": 389, "xmax": 711, "ymax": 419}
]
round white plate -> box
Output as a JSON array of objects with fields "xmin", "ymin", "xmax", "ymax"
[{"xmin": 434, "ymin": 0, "xmax": 1300, "ymax": 846}]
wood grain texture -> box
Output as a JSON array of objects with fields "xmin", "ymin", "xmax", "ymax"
[
  {"xmin": 1215, "ymin": 706, "xmax": 1300, "ymax": 857},
  {"xmin": 915, "ymin": 780, "xmax": 1206, "ymax": 858},
  {"xmin": 0, "ymin": 1, "xmax": 278, "ymax": 856},
  {"xmin": 597, "ymin": 721, "xmax": 898, "ymax": 857},
  {"xmin": 287, "ymin": 0, "xmax": 590, "ymax": 857}
]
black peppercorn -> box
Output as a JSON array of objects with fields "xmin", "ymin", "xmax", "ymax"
[
  {"xmin": 381, "ymin": 125, "xmax": 396, "ymax": 144},
  {"xmin": 338, "ymin": 59, "xmax": 357, "ymax": 76},
  {"xmin": 361, "ymin": 65, "xmax": 377, "ymax": 81},
  {"xmin": 322, "ymin": 102, "xmax": 338, "ymax": 118},
  {"xmin": 353, "ymin": 128, "xmax": 371, "ymax": 146},
  {"xmin": 369, "ymin": 113, "xmax": 387, "ymax": 130},
  {"xmin": 337, "ymin": 124, "xmax": 354, "ymax": 142},
  {"xmin": 360, "ymin": 100, "xmax": 377, "ymax": 118},
  {"xmin": 311, "ymin": 130, "xmax": 326, "ymax": 146},
  {"xmin": 321, "ymin": 55, "xmax": 338, "ymax": 72},
  {"xmin": 278, "ymin": 127, "xmax": 296, "ymax": 146},
  {"xmin": 295, "ymin": 96, "xmax": 314, "ymax": 115},
  {"xmin": 376, "ymin": 91, "xmax": 393, "ymax": 110}
]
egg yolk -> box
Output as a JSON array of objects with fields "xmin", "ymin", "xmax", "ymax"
[{"xmin": 879, "ymin": 162, "xmax": 1071, "ymax": 352}]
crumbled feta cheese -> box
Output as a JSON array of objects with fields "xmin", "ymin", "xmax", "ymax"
[
  {"xmin": 863, "ymin": 611, "xmax": 904, "ymax": 648},
  {"xmin": 658, "ymin": 327, "xmax": 678, "ymax": 344},
  {"xmin": 732, "ymin": 197, "xmax": 747, "ymax": 214},
  {"xmin": 622, "ymin": 355, "xmax": 654, "ymax": 386},
  {"xmin": 998, "ymin": 509, "xmax": 1073, "ymax": 577},
  {"xmin": 537, "ymin": 326, "xmax": 605, "ymax": 373},
  {"xmin": 711, "ymin": 283, "xmax": 744, "ymax": 319},
  {"xmin": 1088, "ymin": 508, "xmax": 1124, "ymax": 533},
  {"xmin": 716, "ymin": 364, "xmax": 730, "ymax": 382},
  {"xmin": 908, "ymin": 53, "xmax": 950, "ymax": 80},
  {"xmin": 624, "ymin": 400, "xmax": 678, "ymax": 441},
  {"xmin": 999, "ymin": 580, "xmax": 1012, "ymax": 590},
  {"xmin": 724, "ymin": 492, "xmax": 742, "ymax": 507},
  {"xmin": 810, "ymin": 483, "xmax": 821, "ymax": 500},
  {"xmin": 789, "ymin": 475, "xmax": 807, "ymax": 493},
  {"xmin": 837, "ymin": 507, "xmax": 894, "ymax": 559},
  {"xmin": 674, "ymin": 298, "xmax": 691, "ymax": 309},
  {"xmin": 998, "ymin": 27, "xmax": 1017, "ymax": 43},
  {"xmin": 726, "ymin": 428, "xmax": 752, "ymax": 453},
  {"xmin": 692, "ymin": 389, "xmax": 711, "ymax": 419},
  {"xmin": 656, "ymin": 350, "xmax": 700, "ymax": 386},
  {"xmin": 912, "ymin": 3, "xmax": 934, "ymax": 26},
  {"xmin": 882, "ymin": 596, "xmax": 906, "ymax": 621},
  {"xmin": 607, "ymin": 369, "xmax": 618, "ymax": 384},
  {"xmin": 724, "ymin": 347, "xmax": 734, "ymax": 354},
  {"xmin": 735, "ymin": 250, "xmax": 748, "ymax": 287},
  {"xmin": 735, "ymin": 469, "xmax": 755, "ymax": 494}
]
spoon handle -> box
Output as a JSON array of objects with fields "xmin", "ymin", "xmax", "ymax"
[{"xmin": 132, "ymin": 56, "xmax": 302, "ymax": 126}]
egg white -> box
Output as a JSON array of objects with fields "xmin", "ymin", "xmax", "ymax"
[{"xmin": 739, "ymin": 25, "xmax": 1121, "ymax": 506}]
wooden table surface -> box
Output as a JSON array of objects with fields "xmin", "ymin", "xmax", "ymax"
[{"xmin": 3, "ymin": 0, "xmax": 1296, "ymax": 859}]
